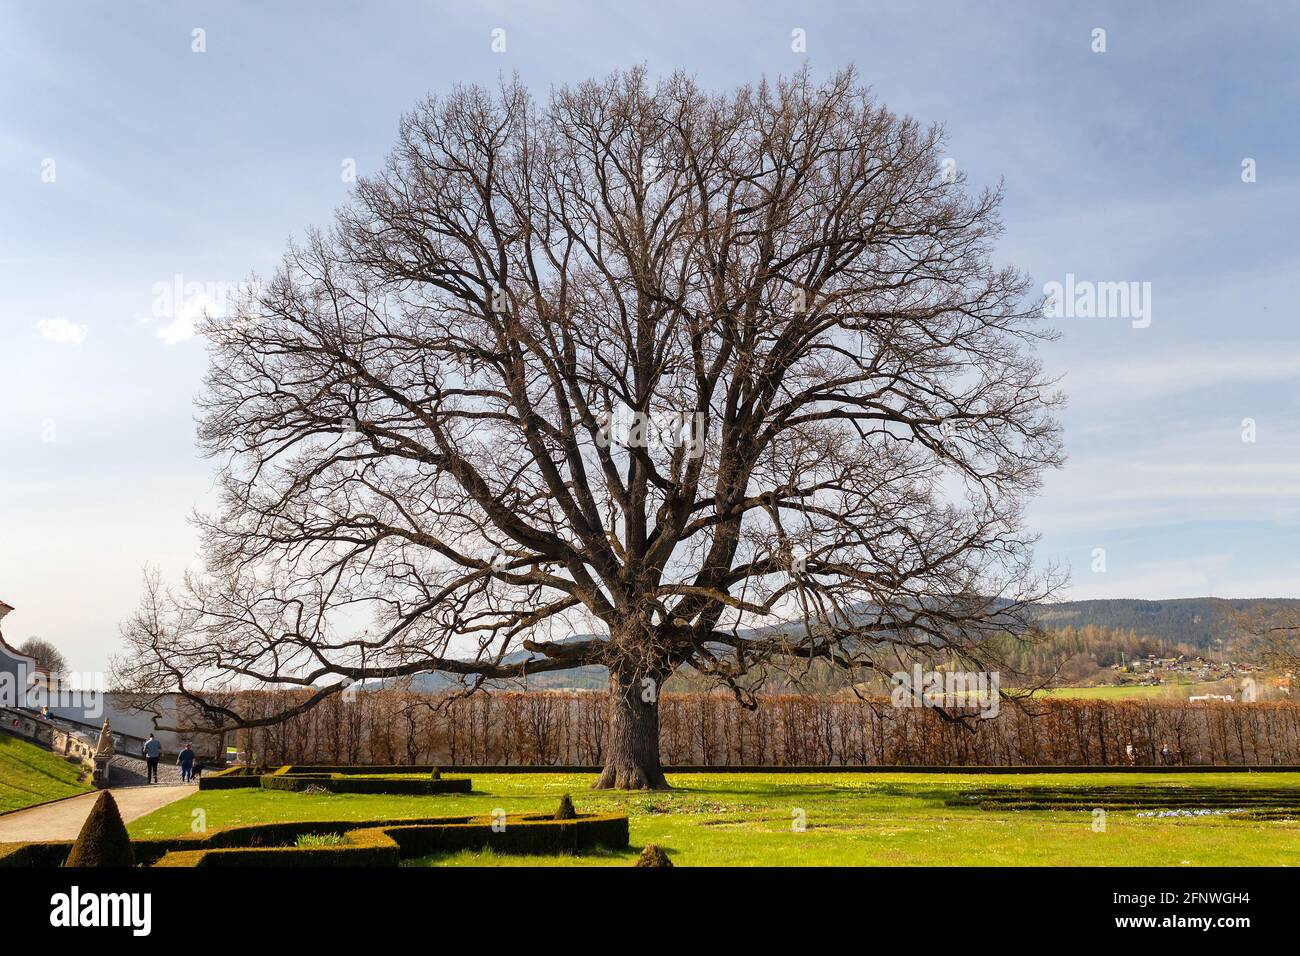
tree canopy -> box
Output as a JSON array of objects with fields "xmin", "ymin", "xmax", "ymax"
[{"xmin": 119, "ymin": 66, "xmax": 1063, "ymax": 788}]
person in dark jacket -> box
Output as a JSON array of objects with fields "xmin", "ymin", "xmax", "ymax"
[
  {"xmin": 177, "ymin": 743, "xmax": 196, "ymax": 783},
  {"xmin": 143, "ymin": 734, "xmax": 162, "ymax": 783}
]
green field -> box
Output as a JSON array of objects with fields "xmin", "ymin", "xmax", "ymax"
[
  {"xmin": 128, "ymin": 771, "xmax": 1300, "ymax": 866},
  {"xmin": 1022, "ymin": 681, "xmax": 1238, "ymax": 700},
  {"xmin": 0, "ymin": 732, "xmax": 93, "ymax": 814},
  {"xmin": 1030, "ymin": 685, "xmax": 1173, "ymax": 699}
]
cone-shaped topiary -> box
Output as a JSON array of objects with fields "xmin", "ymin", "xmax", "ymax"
[
  {"xmin": 429, "ymin": 766, "xmax": 442, "ymax": 781},
  {"xmin": 65, "ymin": 791, "xmax": 135, "ymax": 867},
  {"xmin": 553, "ymin": 793, "xmax": 577, "ymax": 820},
  {"xmin": 635, "ymin": 844, "xmax": 673, "ymax": 867}
]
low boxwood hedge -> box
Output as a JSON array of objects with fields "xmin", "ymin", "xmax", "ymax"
[
  {"xmin": 197, "ymin": 766, "xmax": 264, "ymax": 791},
  {"xmin": 383, "ymin": 813, "xmax": 630, "ymax": 857},
  {"xmin": 154, "ymin": 826, "xmax": 402, "ymax": 867},
  {"xmin": 198, "ymin": 765, "xmax": 472, "ymax": 794},
  {"xmin": 260, "ymin": 775, "xmax": 472, "ymax": 795},
  {"xmin": 0, "ymin": 812, "xmax": 628, "ymax": 868},
  {"xmin": 281, "ymin": 765, "xmax": 446, "ymax": 775}
]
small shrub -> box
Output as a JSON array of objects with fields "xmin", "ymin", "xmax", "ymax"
[
  {"xmin": 295, "ymin": 833, "xmax": 346, "ymax": 848},
  {"xmin": 554, "ymin": 793, "xmax": 577, "ymax": 820},
  {"xmin": 635, "ymin": 844, "xmax": 673, "ymax": 867},
  {"xmin": 65, "ymin": 791, "xmax": 135, "ymax": 867},
  {"xmin": 430, "ymin": 767, "xmax": 442, "ymax": 781}
]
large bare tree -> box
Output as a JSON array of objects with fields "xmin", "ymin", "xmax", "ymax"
[{"xmin": 118, "ymin": 66, "xmax": 1063, "ymax": 789}]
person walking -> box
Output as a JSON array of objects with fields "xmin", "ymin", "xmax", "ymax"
[
  {"xmin": 1160, "ymin": 742, "xmax": 1172, "ymax": 766},
  {"xmin": 1124, "ymin": 741, "xmax": 1136, "ymax": 766},
  {"xmin": 177, "ymin": 743, "xmax": 195, "ymax": 783},
  {"xmin": 143, "ymin": 733, "xmax": 162, "ymax": 783}
]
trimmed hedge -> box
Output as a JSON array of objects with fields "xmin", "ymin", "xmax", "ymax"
[
  {"xmin": 283, "ymin": 765, "xmax": 448, "ymax": 775},
  {"xmin": 197, "ymin": 766, "xmax": 264, "ymax": 790},
  {"xmin": 384, "ymin": 813, "xmax": 629, "ymax": 857},
  {"xmin": 198, "ymin": 765, "xmax": 471, "ymax": 794},
  {"xmin": 0, "ymin": 812, "xmax": 628, "ymax": 868},
  {"xmin": 154, "ymin": 826, "xmax": 401, "ymax": 867},
  {"xmin": 260, "ymin": 774, "xmax": 472, "ymax": 796}
]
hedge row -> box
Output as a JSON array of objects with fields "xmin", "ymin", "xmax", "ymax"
[
  {"xmin": 259, "ymin": 774, "xmax": 472, "ymax": 795},
  {"xmin": 228, "ymin": 690, "xmax": 1300, "ymax": 767},
  {"xmin": 155, "ymin": 814, "xmax": 630, "ymax": 866},
  {"xmin": 384, "ymin": 813, "xmax": 628, "ymax": 857},
  {"xmin": 282, "ymin": 765, "xmax": 448, "ymax": 775},
  {"xmin": 197, "ymin": 766, "xmax": 472, "ymax": 794},
  {"xmin": 198, "ymin": 772, "xmax": 262, "ymax": 791},
  {"xmin": 0, "ymin": 812, "xmax": 628, "ymax": 867}
]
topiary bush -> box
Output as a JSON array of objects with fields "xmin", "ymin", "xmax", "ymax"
[
  {"xmin": 65, "ymin": 791, "xmax": 135, "ymax": 868},
  {"xmin": 635, "ymin": 844, "xmax": 673, "ymax": 867},
  {"xmin": 554, "ymin": 793, "xmax": 577, "ymax": 820},
  {"xmin": 430, "ymin": 766, "xmax": 442, "ymax": 781}
]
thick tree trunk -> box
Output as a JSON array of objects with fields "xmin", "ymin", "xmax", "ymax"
[{"xmin": 594, "ymin": 665, "xmax": 670, "ymax": 790}]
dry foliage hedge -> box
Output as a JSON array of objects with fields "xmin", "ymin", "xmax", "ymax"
[{"xmin": 220, "ymin": 690, "xmax": 1300, "ymax": 768}]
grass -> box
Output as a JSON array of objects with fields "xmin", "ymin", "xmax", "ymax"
[
  {"xmin": 295, "ymin": 832, "xmax": 348, "ymax": 847},
  {"xmin": 127, "ymin": 770, "xmax": 1300, "ymax": 866},
  {"xmin": 0, "ymin": 731, "xmax": 93, "ymax": 814},
  {"xmin": 1028, "ymin": 685, "xmax": 1168, "ymax": 699},
  {"xmin": 1025, "ymin": 681, "xmax": 1239, "ymax": 700}
]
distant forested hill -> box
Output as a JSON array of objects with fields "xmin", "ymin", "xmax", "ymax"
[
  {"xmin": 1030, "ymin": 597, "xmax": 1300, "ymax": 649},
  {"xmin": 396, "ymin": 597, "xmax": 1300, "ymax": 692}
]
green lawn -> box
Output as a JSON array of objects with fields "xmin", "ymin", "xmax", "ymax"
[
  {"xmin": 1025, "ymin": 681, "xmax": 1239, "ymax": 700},
  {"xmin": 0, "ymin": 732, "xmax": 93, "ymax": 814},
  {"xmin": 128, "ymin": 771, "xmax": 1300, "ymax": 866},
  {"xmin": 1029, "ymin": 685, "xmax": 1170, "ymax": 699}
]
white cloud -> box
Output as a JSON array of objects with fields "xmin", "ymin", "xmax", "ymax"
[
  {"xmin": 155, "ymin": 292, "xmax": 219, "ymax": 345},
  {"xmin": 156, "ymin": 314, "xmax": 195, "ymax": 345},
  {"xmin": 34, "ymin": 316, "xmax": 87, "ymax": 345}
]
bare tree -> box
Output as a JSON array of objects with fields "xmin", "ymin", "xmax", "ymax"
[
  {"xmin": 117, "ymin": 66, "xmax": 1063, "ymax": 789},
  {"xmin": 19, "ymin": 638, "xmax": 68, "ymax": 675},
  {"xmin": 1235, "ymin": 606, "xmax": 1300, "ymax": 675}
]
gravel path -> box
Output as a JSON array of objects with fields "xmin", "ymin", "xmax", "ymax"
[{"xmin": 108, "ymin": 753, "xmax": 189, "ymax": 786}]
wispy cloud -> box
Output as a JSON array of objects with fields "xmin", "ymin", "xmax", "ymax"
[{"xmin": 1065, "ymin": 344, "xmax": 1300, "ymax": 406}]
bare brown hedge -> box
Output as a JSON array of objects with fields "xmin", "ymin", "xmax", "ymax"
[{"xmin": 222, "ymin": 690, "xmax": 1300, "ymax": 768}]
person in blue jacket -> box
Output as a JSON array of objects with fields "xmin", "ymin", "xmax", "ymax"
[{"xmin": 177, "ymin": 743, "xmax": 196, "ymax": 783}]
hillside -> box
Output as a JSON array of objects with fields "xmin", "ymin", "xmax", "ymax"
[
  {"xmin": 1031, "ymin": 597, "xmax": 1300, "ymax": 649},
  {"xmin": 0, "ymin": 731, "xmax": 93, "ymax": 814},
  {"xmin": 394, "ymin": 596, "xmax": 1300, "ymax": 693}
]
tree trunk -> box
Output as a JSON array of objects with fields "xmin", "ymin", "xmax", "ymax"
[{"xmin": 594, "ymin": 665, "xmax": 670, "ymax": 790}]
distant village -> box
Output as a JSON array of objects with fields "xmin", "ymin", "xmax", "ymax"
[{"xmin": 1111, "ymin": 652, "xmax": 1292, "ymax": 700}]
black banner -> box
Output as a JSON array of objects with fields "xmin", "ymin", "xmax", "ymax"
[{"xmin": 0, "ymin": 866, "xmax": 1286, "ymax": 940}]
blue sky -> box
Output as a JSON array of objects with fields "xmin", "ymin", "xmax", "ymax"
[{"xmin": 3, "ymin": 1, "xmax": 1299, "ymax": 672}]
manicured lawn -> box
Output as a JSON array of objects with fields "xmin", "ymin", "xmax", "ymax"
[
  {"xmin": 0, "ymin": 732, "xmax": 93, "ymax": 814},
  {"xmin": 128, "ymin": 771, "xmax": 1300, "ymax": 866}
]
